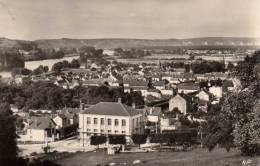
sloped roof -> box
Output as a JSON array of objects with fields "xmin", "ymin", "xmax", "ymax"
[
  {"xmin": 55, "ymin": 114, "xmax": 67, "ymax": 120},
  {"xmin": 149, "ymin": 107, "xmax": 162, "ymax": 116},
  {"xmin": 128, "ymin": 80, "xmax": 148, "ymax": 87},
  {"xmin": 28, "ymin": 117, "xmax": 56, "ymax": 130},
  {"xmin": 82, "ymin": 102, "xmax": 142, "ymax": 117},
  {"xmin": 153, "ymin": 81, "xmax": 165, "ymax": 86},
  {"xmin": 177, "ymin": 82, "xmax": 200, "ymax": 90}
]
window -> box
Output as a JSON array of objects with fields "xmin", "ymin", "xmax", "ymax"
[
  {"xmin": 122, "ymin": 119, "xmax": 126, "ymax": 126},
  {"xmin": 122, "ymin": 131, "xmax": 126, "ymax": 134},
  {"xmin": 136, "ymin": 118, "xmax": 139, "ymax": 125},
  {"xmin": 115, "ymin": 130, "xmax": 119, "ymax": 134},
  {"xmin": 94, "ymin": 129, "xmax": 98, "ymax": 132},
  {"xmin": 108, "ymin": 119, "xmax": 112, "ymax": 125},
  {"xmin": 94, "ymin": 118, "xmax": 98, "ymax": 124},
  {"xmin": 108, "ymin": 130, "xmax": 112, "ymax": 133},
  {"xmin": 114, "ymin": 119, "xmax": 119, "ymax": 126},
  {"xmin": 100, "ymin": 118, "xmax": 104, "ymax": 125},
  {"xmin": 87, "ymin": 117, "xmax": 91, "ymax": 124},
  {"xmin": 87, "ymin": 129, "xmax": 91, "ymax": 132},
  {"xmin": 101, "ymin": 129, "xmax": 104, "ymax": 133}
]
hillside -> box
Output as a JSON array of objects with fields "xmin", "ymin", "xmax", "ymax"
[
  {"xmin": 35, "ymin": 37, "xmax": 260, "ymax": 49},
  {"xmin": 1, "ymin": 37, "xmax": 260, "ymax": 49},
  {"xmin": 0, "ymin": 37, "xmax": 36, "ymax": 50}
]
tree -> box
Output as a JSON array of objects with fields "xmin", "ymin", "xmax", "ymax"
[
  {"xmin": 203, "ymin": 102, "xmax": 234, "ymax": 152},
  {"xmin": 90, "ymin": 136, "xmax": 107, "ymax": 147},
  {"xmin": 227, "ymin": 62, "xmax": 234, "ymax": 71},
  {"xmin": 33, "ymin": 65, "xmax": 45, "ymax": 75},
  {"xmin": 109, "ymin": 135, "xmax": 126, "ymax": 145},
  {"xmin": 52, "ymin": 62, "xmax": 63, "ymax": 73},
  {"xmin": 70, "ymin": 59, "xmax": 80, "ymax": 68},
  {"xmin": 204, "ymin": 51, "xmax": 260, "ymax": 155},
  {"xmin": 191, "ymin": 61, "xmax": 225, "ymax": 74},
  {"xmin": 12, "ymin": 68, "xmax": 32, "ymax": 77},
  {"xmin": 0, "ymin": 102, "xmax": 17, "ymax": 165},
  {"xmin": 132, "ymin": 134, "xmax": 147, "ymax": 148},
  {"xmin": 43, "ymin": 66, "xmax": 49, "ymax": 73},
  {"xmin": 0, "ymin": 48, "xmax": 24, "ymax": 71}
]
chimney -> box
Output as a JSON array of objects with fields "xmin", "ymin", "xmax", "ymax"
[
  {"xmin": 132, "ymin": 102, "xmax": 136, "ymax": 109},
  {"xmin": 80, "ymin": 100, "xmax": 85, "ymax": 111},
  {"xmin": 172, "ymin": 88, "xmax": 177, "ymax": 96},
  {"xmin": 149, "ymin": 108, "xmax": 153, "ymax": 114},
  {"xmin": 118, "ymin": 97, "xmax": 122, "ymax": 103}
]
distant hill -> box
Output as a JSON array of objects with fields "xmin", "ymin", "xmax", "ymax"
[
  {"xmin": 1, "ymin": 37, "xmax": 260, "ymax": 49},
  {"xmin": 0, "ymin": 37, "xmax": 36, "ymax": 50}
]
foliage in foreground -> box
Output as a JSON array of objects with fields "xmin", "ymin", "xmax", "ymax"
[{"xmin": 203, "ymin": 51, "xmax": 260, "ymax": 155}]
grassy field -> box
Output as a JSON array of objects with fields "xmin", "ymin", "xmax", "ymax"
[{"xmin": 58, "ymin": 148, "xmax": 259, "ymax": 166}]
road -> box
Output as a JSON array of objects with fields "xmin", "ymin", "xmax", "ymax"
[{"xmin": 18, "ymin": 137, "xmax": 96, "ymax": 157}]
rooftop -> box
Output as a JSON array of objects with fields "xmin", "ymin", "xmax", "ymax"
[
  {"xmin": 28, "ymin": 117, "xmax": 56, "ymax": 130},
  {"xmin": 81, "ymin": 102, "xmax": 142, "ymax": 117}
]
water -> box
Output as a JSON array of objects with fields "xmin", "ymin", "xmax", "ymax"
[{"xmin": 0, "ymin": 56, "xmax": 79, "ymax": 78}]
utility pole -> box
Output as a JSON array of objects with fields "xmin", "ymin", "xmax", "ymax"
[
  {"xmin": 82, "ymin": 114, "xmax": 85, "ymax": 148},
  {"xmin": 198, "ymin": 124, "xmax": 203, "ymax": 148}
]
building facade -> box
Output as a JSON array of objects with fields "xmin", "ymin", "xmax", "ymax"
[{"xmin": 78, "ymin": 102, "xmax": 144, "ymax": 144}]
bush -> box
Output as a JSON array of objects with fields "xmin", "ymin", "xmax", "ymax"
[
  {"xmin": 108, "ymin": 135, "xmax": 126, "ymax": 145},
  {"xmin": 90, "ymin": 136, "xmax": 107, "ymax": 146},
  {"xmin": 132, "ymin": 134, "xmax": 147, "ymax": 147},
  {"xmin": 150, "ymin": 131, "xmax": 197, "ymax": 145}
]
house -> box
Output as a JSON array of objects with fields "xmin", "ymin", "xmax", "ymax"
[
  {"xmin": 10, "ymin": 104, "xmax": 19, "ymax": 114},
  {"xmin": 161, "ymin": 76, "xmax": 180, "ymax": 84},
  {"xmin": 209, "ymin": 86, "xmax": 223, "ymax": 99},
  {"xmin": 223, "ymin": 80, "xmax": 235, "ymax": 92},
  {"xmin": 168, "ymin": 93, "xmax": 192, "ymax": 115},
  {"xmin": 78, "ymin": 101, "xmax": 144, "ymax": 144},
  {"xmin": 195, "ymin": 89, "xmax": 211, "ymax": 102},
  {"xmin": 53, "ymin": 114, "xmax": 69, "ymax": 129},
  {"xmin": 26, "ymin": 117, "xmax": 57, "ymax": 142},
  {"xmin": 153, "ymin": 80, "xmax": 166, "ymax": 90},
  {"xmin": 161, "ymin": 89, "xmax": 174, "ymax": 96},
  {"xmin": 65, "ymin": 113, "xmax": 78, "ymax": 125},
  {"xmin": 160, "ymin": 115, "xmax": 182, "ymax": 132},
  {"xmin": 144, "ymin": 89, "xmax": 162, "ymax": 98},
  {"xmin": 177, "ymin": 82, "xmax": 200, "ymax": 94},
  {"xmin": 173, "ymin": 68, "xmax": 185, "ymax": 74},
  {"xmin": 146, "ymin": 107, "xmax": 162, "ymax": 123}
]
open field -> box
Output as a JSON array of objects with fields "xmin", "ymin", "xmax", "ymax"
[{"xmin": 58, "ymin": 148, "xmax": 259, "ymax": 166}]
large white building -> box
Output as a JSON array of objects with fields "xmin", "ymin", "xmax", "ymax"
[{"xmin": 78, "ymin": 101, "xmax": 144, "ymax": 144}]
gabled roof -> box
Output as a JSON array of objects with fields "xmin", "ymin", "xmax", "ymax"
[
  {"xmin": 128, "ymin": 80, "xmax": 148, "ymax": 87},
  {"xmin": 170, "ymin": 93, "xmax": 193, "ymax": 103},
  {"xmin": 28, "ymin": 117, "xmax": 56, "ymax": 130},
  {"xmin": 55, "ymin": 114, "xmax": 67, "ymax": 120},
  {"xmin": 149, "ymin": 107, "xmax": 162, "ymax": 116},
  {"xmin": 177, "ymin": 82, "xmax": 200, "ymax": 91},
  {"xmin": 81, "ymin": 102, "xmax": 142, "ymax": 117},
  {"xmin": 153, "ymin": 81, "xmax": 165, "ymax": 86}
]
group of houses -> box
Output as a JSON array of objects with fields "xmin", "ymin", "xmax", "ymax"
[
  {"xmin": 17, "ymin": 108, "xmax": 79, "ymax": 143},
  {"xmin": 11, "ymin": 59, "xmax": 238, "ymax": 145}
]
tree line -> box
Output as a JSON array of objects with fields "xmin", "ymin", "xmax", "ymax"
[
  {"xmin": 0, "ymin": 48, "xmax": 24, "ymax": 71},
  {"xmin": 114, "ymin": 48, "xmax": 151, "ymax": 59},
  {"xmin": 0, "ymin": 81, "xmax": 145, "ymax": 111},
  {"xmin": 191, "ymin": 61, "xmax": 225, "ymax": 74}
]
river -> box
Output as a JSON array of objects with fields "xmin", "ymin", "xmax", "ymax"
[{"xmin": 0, "ymin": 56, "xmax": 80, "ymax": 78}]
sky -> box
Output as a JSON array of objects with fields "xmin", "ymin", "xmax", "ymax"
[{"xmin": 0, "ymin": 0, "xmax": 260, "ymax": 40}]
